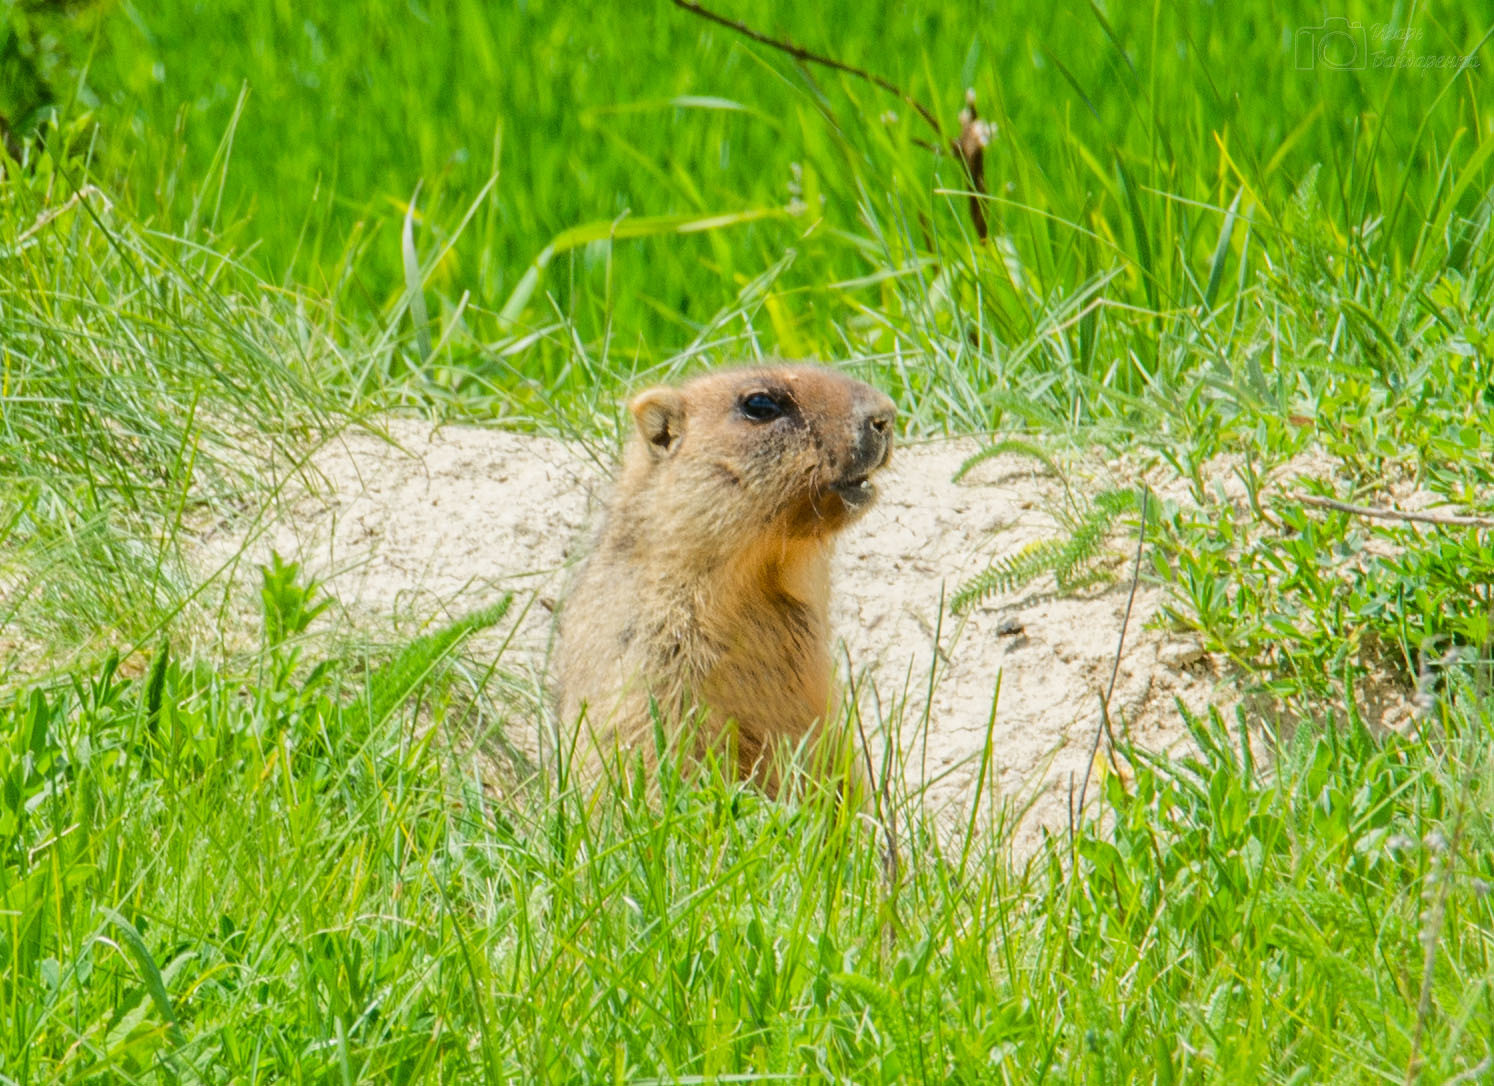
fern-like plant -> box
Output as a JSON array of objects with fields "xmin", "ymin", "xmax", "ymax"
[{"xmin": 951, "ymin": 487, "xmax": 1141, "ymax": 613}]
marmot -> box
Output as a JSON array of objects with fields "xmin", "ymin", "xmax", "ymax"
[{"xmin": 555, "ymin": 363, "xmax": 896, "ymax": 790}]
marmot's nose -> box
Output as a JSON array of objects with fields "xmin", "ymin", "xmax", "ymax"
[{"xmin": 857, "ymin": 395, "xmax": 897, "ymax": 468}]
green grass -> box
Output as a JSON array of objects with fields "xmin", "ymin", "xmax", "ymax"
[
  {"xmin": 9, "ymin": 0, "xmax": 1492, "ymax": 424},
  {"xmin": 3, "ymin": 590, "xmax": 1491, "ymax": 1080},
  {"xmin": 4, "ymin": 0, "xmax": 1494, "ymax": 1079}
]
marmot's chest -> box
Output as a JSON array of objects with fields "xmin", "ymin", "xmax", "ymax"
[{"xmin": 682, "ymin": 590, "xmax": 833, "ymax": 733}]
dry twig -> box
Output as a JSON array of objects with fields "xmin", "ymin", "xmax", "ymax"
[
  {"xmin": 954, "ymin": 89, "xmax": 991, "ymax": 240},
  {"xmin": 1289, "ymin": 493, "xmax": 1494, "ymax": 530},
  {"xmin": 670, "ymin": 0, "xmax": 944, "ymax": 136},
  {"xmin": 670, "ymin": 0, "xmax": 991, "ymax": 239}
]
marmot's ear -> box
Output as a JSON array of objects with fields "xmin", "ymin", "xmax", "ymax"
[{"xmin": 629, "ymin": 387, "xmax": 685, "ymax": 458}]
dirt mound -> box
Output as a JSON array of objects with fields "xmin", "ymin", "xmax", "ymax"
[{"xmin": 195, "ymin": 418, "xmax": 1233, "ymax": 851}]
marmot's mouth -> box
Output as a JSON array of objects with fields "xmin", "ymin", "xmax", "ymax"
[{"xmin": 829, "ymin": 475, "xmax": 876, "ymax": 509}]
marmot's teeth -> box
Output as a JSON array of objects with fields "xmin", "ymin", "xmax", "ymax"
[{"xmin": 830, "ymin": 475, "xmax": 876, "ymax": 508}]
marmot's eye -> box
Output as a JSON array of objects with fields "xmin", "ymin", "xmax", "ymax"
[{"xmin": 740, "ymin": 392, "xmax": 785, "ymax": 422}]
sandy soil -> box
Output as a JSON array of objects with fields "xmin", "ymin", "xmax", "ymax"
[{"xmin": 193, "ymin": 418, "xmax": 1237, "ymax": 851}]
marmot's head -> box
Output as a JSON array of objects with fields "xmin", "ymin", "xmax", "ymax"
[{"xmin": 621, "ymin": 364, "xmax": 895, "ymax": 550}]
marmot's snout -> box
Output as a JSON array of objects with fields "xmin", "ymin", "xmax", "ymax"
[
  {"xmin": 853, "ymin": 392, "xmax": 896, "ymax": 475},
  {"xmin": 829, "ymin": 388, "xmax": 896, "ymax": 510}
]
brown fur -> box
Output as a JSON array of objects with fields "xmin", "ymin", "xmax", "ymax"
[{"xmin": 555, "ymin": 364, "xmax": 895, "ymax": 789}]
